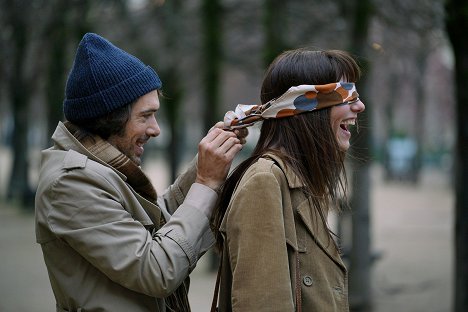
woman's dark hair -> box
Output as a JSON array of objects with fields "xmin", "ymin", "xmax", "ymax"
[{"xmin": 211, "ymin": 48, "xmax": 361, "ymax": 250}]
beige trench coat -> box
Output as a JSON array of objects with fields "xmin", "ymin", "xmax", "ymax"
[
  {"xmin": 217, "ymin": 154, "xmax": 349, "ymax": 312},
  {"xmin": 35, "ymin": 122, "xmax": 215, "ymax": 312}
]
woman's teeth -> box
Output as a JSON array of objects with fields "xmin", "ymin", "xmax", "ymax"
[{"xmin": 340, "ymin": 119, "xmax": 355, "ymax": 131}]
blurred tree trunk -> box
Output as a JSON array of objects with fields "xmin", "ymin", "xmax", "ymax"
[
  {"xmin": 5, "ymin": 0, "xmax": 34, "ymax": 207},
  {"xmin": 445, "ymin": 1, "xmax": 468, "ymax": 311},
  {"xmin": 45, "ymin": 0, "xmax": 92, "ymax": 140},
  {"xmin": 201, "ymin": 0, "xmax": 223, "ymax": 272},
  {"xmin": 72, "ymin": 0, "xmax": 92, "ymax": 38},
  {"xmin": 201, "ymin": 0, "xmax": 222, "ymax": 133},
  {"xmin": 162, "ymin": 71, "xmax": 183, "ymax": 182},
  {"xmin": 382, "ymin": 70, "xmax": 399, "ymax": 179},
  {"xmin": 159, "ymin": 0, "xmax": 184, "ymax": 182},
  {"xmin": 411, "ymin": 44, "xmax": 430, "ymax": 184},
  {"xmin": 263, "ymin": 0, "xmax": 287, "ymax": 66},
  {"xmin": 44, "ymin": 1, "xmax": 68, "ymax": 140},
  {"xmin": 347, "ymin": 0, "xmax": 373, "ymax": 311}
]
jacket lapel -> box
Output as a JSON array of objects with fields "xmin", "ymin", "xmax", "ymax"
[
  {"xmin": 265, "ymin": 153, "xmax": 346, "ymax": 272},
  {"xmin": 131, "ymin": 191, "xmax": 163, "ymax": 227},
  {"xmin": 296, "ymin": 201, "xmax": 346, "ymax": 272}
]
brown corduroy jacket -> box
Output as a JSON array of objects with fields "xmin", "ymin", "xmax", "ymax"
[{"xmin": 217, "ymin": 153, "xmax": 349, "ymax": 312}]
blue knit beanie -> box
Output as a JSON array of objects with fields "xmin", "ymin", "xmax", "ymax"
[{"xmin": 63, "ymin": 33, "xmax": 162, "ymax": 122}]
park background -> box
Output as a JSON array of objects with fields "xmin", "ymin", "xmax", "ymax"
[{"xmin": 0, "ymin": 0, "xmax": 466, "ymax": 311}]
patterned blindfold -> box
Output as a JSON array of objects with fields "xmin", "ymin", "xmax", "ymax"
[{"xmin": 224, "ymin": 82, "xmax": 359, "ymax": 129}]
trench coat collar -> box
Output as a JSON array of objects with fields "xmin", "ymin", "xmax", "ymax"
[{"xmin": 51, "ymin": 122, "xmax": 127, "ymax": 181}]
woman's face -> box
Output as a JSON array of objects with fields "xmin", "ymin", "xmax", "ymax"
[{"xmin": 330, "ymin": 98, "xmax": 365, "ymax": 151}]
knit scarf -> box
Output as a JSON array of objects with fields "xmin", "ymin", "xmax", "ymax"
[{"xmin": 65, "ymin": 122, "xmax": 191, "ymax": 312}]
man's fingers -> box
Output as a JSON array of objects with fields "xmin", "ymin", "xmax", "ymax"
[
  {"xmin": 223, "ymin": 142, "xmax": 243, "ymax": 159},
  {"xmin": 200, "ymin": 127, "xmax": 223, "ymax": 143},
  {"xmin": 206, "ymin": 121, "xmax": 249, "ymax": 146},
  {"xmin": 201, "ymin": 127, "xmax": 235, "ymax": 143},
  {"xmin": 222, "ymin": 136, "xmax": 242, "ymax": 153},
  {"xmin": 196, "ymin": 127, "xmax": 243, "ymax": 190},
  {"xmin": 202, "ymin": 129, "xmax": 237, "ymax": 149},
  {"xmin": 206, "ymin": 136, "xmax": 240, "ymax": 158},
  {"xmin": 207, "ymin": 121, "xmax": 226, "ymax": 134}
]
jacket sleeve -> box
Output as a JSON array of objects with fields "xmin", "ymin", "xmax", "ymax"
[
  {"xmin": 47, "ymin": 164, "xmax": 214, "ymax": 298},
  {"xmin": 225, "ymin": 169, "xmax": 295, "ymax": 312},
  {"xmin": 160, "ymin": 156, "xmax": 199, "ymax": 215},
  {"xmin": 158, "ymin": 155, "xmax": 214, "ymax": 220}
]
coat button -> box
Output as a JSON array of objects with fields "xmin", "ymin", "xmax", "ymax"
[{"xmin": 303, "ymin": 275, "xmax": 313, "ymax": 286}]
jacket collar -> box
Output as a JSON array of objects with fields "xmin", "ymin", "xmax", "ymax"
[
  {"xmin": 262, "ymin": 153, "xmax": 304, "ymax": 189},
  {"xmin": 52, "ymin": 122, "xmax": 128, "ymax": 181}
]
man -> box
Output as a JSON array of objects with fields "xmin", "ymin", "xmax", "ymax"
[{"xmin": 35, "ymin": 33, "xmax": 245, "ymax": 312}]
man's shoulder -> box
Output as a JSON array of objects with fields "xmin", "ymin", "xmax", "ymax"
[
  {"xmin": 41, "ymin": 147, "xmax": 117, "ymax": 181},
  {"xmin": 62, "ymin": 149, "xmax": 88, "ymax": 170}
]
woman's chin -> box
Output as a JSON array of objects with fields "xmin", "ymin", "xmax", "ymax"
[{"xmin": 338, "ymin": 140, "xmax": 350, "ymax": 151}]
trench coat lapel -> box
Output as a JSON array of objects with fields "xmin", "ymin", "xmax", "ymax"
[{"xmin": 130, "ymin": 191, "xmax": 162, "ymax": 227}]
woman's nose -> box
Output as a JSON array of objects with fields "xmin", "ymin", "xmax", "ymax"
[{"xmin": 351, "ymin": 99, "xmax": 365, "ymax": 113}]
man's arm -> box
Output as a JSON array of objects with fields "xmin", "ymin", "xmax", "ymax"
[{"xmin": 160, "ymin": 122, "xmax": 246, "ymax": 217}]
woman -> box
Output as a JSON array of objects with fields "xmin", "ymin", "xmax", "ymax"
[{"xmin": 211, "ymin": 48, "xmax": 366, "ymax": 311}]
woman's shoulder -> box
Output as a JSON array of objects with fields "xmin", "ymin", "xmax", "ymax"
[
  {"xmin": 240, "ymin": 154, "xmax": 287, "ymax": 185},
  {"xmin": 242, "ymin": 153, "xmax": 304, "ymax": 190}
]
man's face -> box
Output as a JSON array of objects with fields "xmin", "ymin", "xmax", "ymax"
[{"xmin": 108, "ymin": 90, "xmax": 160, "ymax": 166}]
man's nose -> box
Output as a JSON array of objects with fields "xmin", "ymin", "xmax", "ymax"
[{"xmin": 147, "ymin": 117, "xmax": 160, "ymax": 137}]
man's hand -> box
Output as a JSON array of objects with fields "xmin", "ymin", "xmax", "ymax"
[
  {"xmin": 196, "ymin": 124, "xmax": 244, "ymax": 190},
  {"xmin": 210, "ymin": 121, "xmax": 249, "ymax": 145}
]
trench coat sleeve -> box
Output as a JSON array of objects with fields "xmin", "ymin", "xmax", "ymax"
[
  {"xmin": 47, "ymin": 165, "xmax": 214, "ymax": 298},
  {"xmin": 160, "ymin": 156, "xmax": 199, "ymax": 215},
  {"xmin": 226, "ymin": 170, "xmax": 295, "ymax": 312}
]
